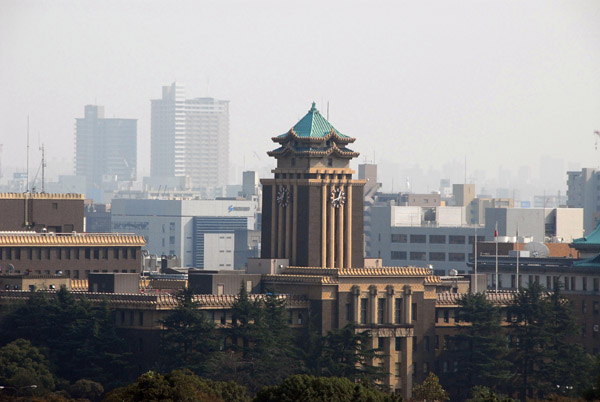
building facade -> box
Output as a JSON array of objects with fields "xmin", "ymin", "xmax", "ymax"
[
  {"xmin": 0, "ymin": 193, "xmax": 84, "ymax": 233},
  {"xmin": 0, "ymin": 232, "xmax": 145, "ymax": 279},
  {"xmin": 111, "ymin": 198, "xmax": 257, "ymax": 269},
  {"xmin": 567, "ymin": 168, "xmax": 600, "ymax": 235},
  {"xmin": 150, "ymin": 83, "xmax": 229, "ymax": 195},
  {"xmin": 368, "ymin": 205, "xmax": 483, "ymax": 276},
  {"xmin": 260, "ymin": 102, "xmax": 365, "ymax": 268},
  {"xmin": 75, "ymin": 105, "xmax": 137, "ymax": 200}
]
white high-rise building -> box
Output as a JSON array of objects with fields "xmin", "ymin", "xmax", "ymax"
[{"xmin": 151, "ymin": 83, "xmax": 229, "ymax": 195}]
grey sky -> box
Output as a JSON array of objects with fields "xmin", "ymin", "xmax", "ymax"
[{"xmin": 1, "ymin": 0, "xmax": 599, "ymax": 194}]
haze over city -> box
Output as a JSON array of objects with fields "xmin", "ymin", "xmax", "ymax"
[{"xmin": 1, "ymin": 0, "xmax": 599, "ymax": 199}]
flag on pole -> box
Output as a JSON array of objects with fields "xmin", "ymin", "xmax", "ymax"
[{"xmin": 494, "ymin": 222, "xmax": 498, "ymax": 239}]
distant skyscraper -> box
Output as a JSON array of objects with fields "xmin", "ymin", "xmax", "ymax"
[
  {"xmin": 151, "ymin": 83, "xmax": 229, "ymax": 194},
  {"xmin": 75, "ymin": 105, "xmax": 137, "ymax": 198}
]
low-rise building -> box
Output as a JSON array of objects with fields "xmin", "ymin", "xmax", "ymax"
[{"xmin": 0, "ymin": 232, "xmax": 145, "ymax": 279}]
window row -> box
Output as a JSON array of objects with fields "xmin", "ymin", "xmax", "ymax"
[
  {"xmin": 391, "ymin": 251, "xmax": 467, "ymax": 262},
  {"xmin": 349, "ymin": 297, "xmax": 417, "ymax": 325},
  {"xmin": 0, "ymin": 247, "xmax": 138, "ymax": 261},
  {"xmin": 390, "ymin": 234, "xmax": 485, "ymax": 245}
]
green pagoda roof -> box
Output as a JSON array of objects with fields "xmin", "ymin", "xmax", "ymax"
[
  {"xmin": 275, "ymin": 102, "xmax": 352, "ymax": 141},
  {"xmin": 572, "ymin": 224, "xmax": 600, "ymax": 246},
  {"xmin": 573, "ymin": 253, "xmax": 600, "ymax": 267}
]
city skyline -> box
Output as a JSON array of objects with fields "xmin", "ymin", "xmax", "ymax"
[{"xmin": 1, "ymin": 1, "xmax": 599, "ymax": 198}]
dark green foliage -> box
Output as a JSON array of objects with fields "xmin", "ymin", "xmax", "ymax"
[
  {"xmin": 411, "ymin": 372, "xmax": 449, "ymax": 402},
  {"xmin": 211, "ymin": 286, "xmax": 301, "ymax": 394},
  {"xmin": 465, "ymin": 386, "xmax": 515, "ymax": 402},
  {"xmin": 508, "ymin": 283, "xmax": 593, "ymax": 400},
  {"xmin": 0, "ymin": 288, "xmax": 130, "ymax": 388},
  {"xmin": 160, "ymin": 287, "xmax": 218, "ymax": 375},
  {"xmin": 70, "ymin": 379, "xmax": 104, "ymax": 401},
  {"xmin": 318, "ymin": 323, "xmax": 386, "ymax": 386},
  {"xmin": 253, "ymin": 374, "xmax": 403, "ymax": 402},
  {"xmin": 103, "ymin": 369, "xmax": 249, "ymax": 402},
  {"xmin": 0, "ymin": 338, "xmax": 55, "ymax": 393},
  {"xmin": 452, "ymin": 293, "xmax": 512, "ymax": 393}
]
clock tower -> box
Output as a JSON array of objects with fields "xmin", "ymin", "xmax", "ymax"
[{"xmin": 260, "ymin": 103, "xmax": 365, "ymax": 268}]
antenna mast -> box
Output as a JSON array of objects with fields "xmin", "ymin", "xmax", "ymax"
[
  {"xmin": 26, "ymin": 116, "xmax": 30, "ymax": 192},
  {"xmin": 40, "ymin": 144, "xmax": 46, "ymax": 193}
]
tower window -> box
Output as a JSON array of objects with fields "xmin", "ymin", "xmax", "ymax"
[
  {"xmin": 291, "ymin": 158, "xmax": 296, "ymax": 167},
  {"xmin": 327, "ymin": 158, "xmax": 333, "ymax": 167}
]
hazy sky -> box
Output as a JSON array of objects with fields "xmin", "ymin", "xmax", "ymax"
[{"xmin": 1, "ymin": 0, "xmax": 599, "ymax": 193}]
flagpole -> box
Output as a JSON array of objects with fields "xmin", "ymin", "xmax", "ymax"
[
  {"xmin": 474, "ymin": 227, "xmax": 478, "ymax": 293},
  {"xmin": 495, "ymin": 221, "xmax": 498, "ymax": 293},
  {"xmin": 516, "ymin": 224, "xmax": 519, "ymax": 289}
]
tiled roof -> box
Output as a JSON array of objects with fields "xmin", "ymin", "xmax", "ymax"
[
  {"xmin": 436, "ymin": 291, "xmax": 517, "ymax": 306},
  {"xmin": 0, "ymin": 290, "xmax": 310, "ymax": 309},
  {"xmin": 0, "ymin": 233, "xmax": 146, "ymax": 247},
  {"xmin": 339, "ymin": 267, "xmax": 433, "ymax": 277},
  {"xmin": 263, "ymin": 274, "xmax": 338, "ymax": 284},
  {"xmin": 267, "ymin": 142, "xmax": 359, "ymax": 158},
  {"xmin": 0, "ymin": 193, "xmax": 84, "ymax": 200},
  {"xmin": 277, "ymin": 103, "xmax": 349, "ymax": 139}
]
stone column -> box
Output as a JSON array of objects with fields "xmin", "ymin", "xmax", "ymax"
[
  {"xmin": 403, "ymin": 285, "xmax": 412, "ymax": 324},
  {"xmin": 327, "ymin": 185, "xmax": 335, "ymax": 268},
  {"xmin": 270, "ymin": 186, "xmax": 277, "ymax": 257},
  {"xmin": 369, "ymin": 285, "xmax": 377, "ymax": 324},
  {"xmin": 321, "ymin": 184, "xmax": 327, "ymax": 268},
  {"xmin": 401, "ymin": 335, "xmax": 413, "ymax": 401},
  {"xmin": 337, "ymin": 201, "xmax": 344, "ymax": 268},
  {"xmin": 277, "ymin": 202, "xmax": 284, "ymax": 258},
  {"xmin": 401, "ymin": 285, "xmax": 413, "ymax": 400},
  {"xmin": 292, "ymin": 184, "xmax": 298, "ymax": 265},
  {"xmin": 351, "ymin": 285, "xmax": 360, "ymax": 324},
  {"xmin": 344, "ymin": 184, "xmax": 353, "ymax": 268},
  {"xmin": 386, "ymin": 285, "xmax": 395, "ymax": 324},
  {"xmin": 285, "ymin": 198, "xmax": 292, "ymax": 259}
]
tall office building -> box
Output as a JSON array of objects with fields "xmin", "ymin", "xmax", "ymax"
[
  {"xmin": 75, "ymin": 105, "xmax": 137, "ymax": 199},
  {"xmin": 151, "ymin": 83, "xmax": 229, "ymax": 194}
]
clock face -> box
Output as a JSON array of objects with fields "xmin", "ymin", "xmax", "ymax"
[
  {"xmin": 330, "ymin": 188, "xmax": 346, "ymax": 208},
  {"xmin": 276, "ymin": 186, "xmax": 290, "ymax": 207}
]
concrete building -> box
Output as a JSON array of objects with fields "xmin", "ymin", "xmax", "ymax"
[
  {"xmin": 369, "ymin": 203, "xmax": 483, "ymax": 275},
  {"xmin": 0, "ymin": 193, "xmax": 84, "ymax": 233},
  {"xmin": 567, "ymin": 168, "xmax": 600, "ymax": 235},
  {"xmin": 0, "ymin": 232, "xmax": 145, "ymax": 279},
  {"xmin": 484, "ymin": 207, "xmax": 583, "ymax": 243},
  {"xmin": 111, "ymin": 198, "xmax": 257, "ymax": 269},
  {"xmin": 150, "ymin": 83, "xmax": 229, "ymax": 196},
  {"xmin": 75, "ymin": 105, "xmax": 137, "ymax": 200}
]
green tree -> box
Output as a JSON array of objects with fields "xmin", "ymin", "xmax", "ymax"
[
  {"xmin": 544, "ymin": 290, "xmax": 594, "ymax": 397},
  {"xmin": 103, "ymin": 369, "xmax": 249, "ymax": 402},
  {"xmin": 0, "ymin": 288, "xmax": 131, "ymax": 388},
  {"xmin": 508, "ymin": 282, "xmax": 553, "ymax": 400},
  {"xmin": 0, "ymin": 338, "xmax": 55, "ymax": 393},
  {"xmin": 509, "ymin": 283, "xmax": 593, "ymax": 399},
  {"xmin": 465, "ymin": 386, "xmax": 514, "ymax": 402},
  {"xmin": 253, "ymin": 374, "xmax": 403, "ymax": 402},
  {"xmin": 214, "ymin": 287, "xmax": 301, "ymax": 394},
  {"xmin": 411, "ymin": 372, "xmax": 449, "ymax": 402},
  {"xmin": 452, "ymin": 293, "xmax": 512, "ymax": 394},
  {"xmin": 70, "ymin": 379, "xmax": 104, "ymax": 401},
  {"xmin": 318, "ymin": 323, "xmax": 385, "ymax": 386},
  {"xmin": 160, "ymin": 287, "xmax": 218, "ymax": 376}
]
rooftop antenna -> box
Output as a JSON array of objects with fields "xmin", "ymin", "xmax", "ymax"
[
  {"xmin": 327, "ymin": 101, "xmax": 330, "ymax": 120},
  {"xmin": 26, "ymin": 115, "xmax": 30, "ymax": 192},
  {"xmin": 464, "ymin": 156, "xmax": 467, "ymax": 184},
  {"xmin": 40, "ymin": 143, "xmax": 46, "ymax": 193}
]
